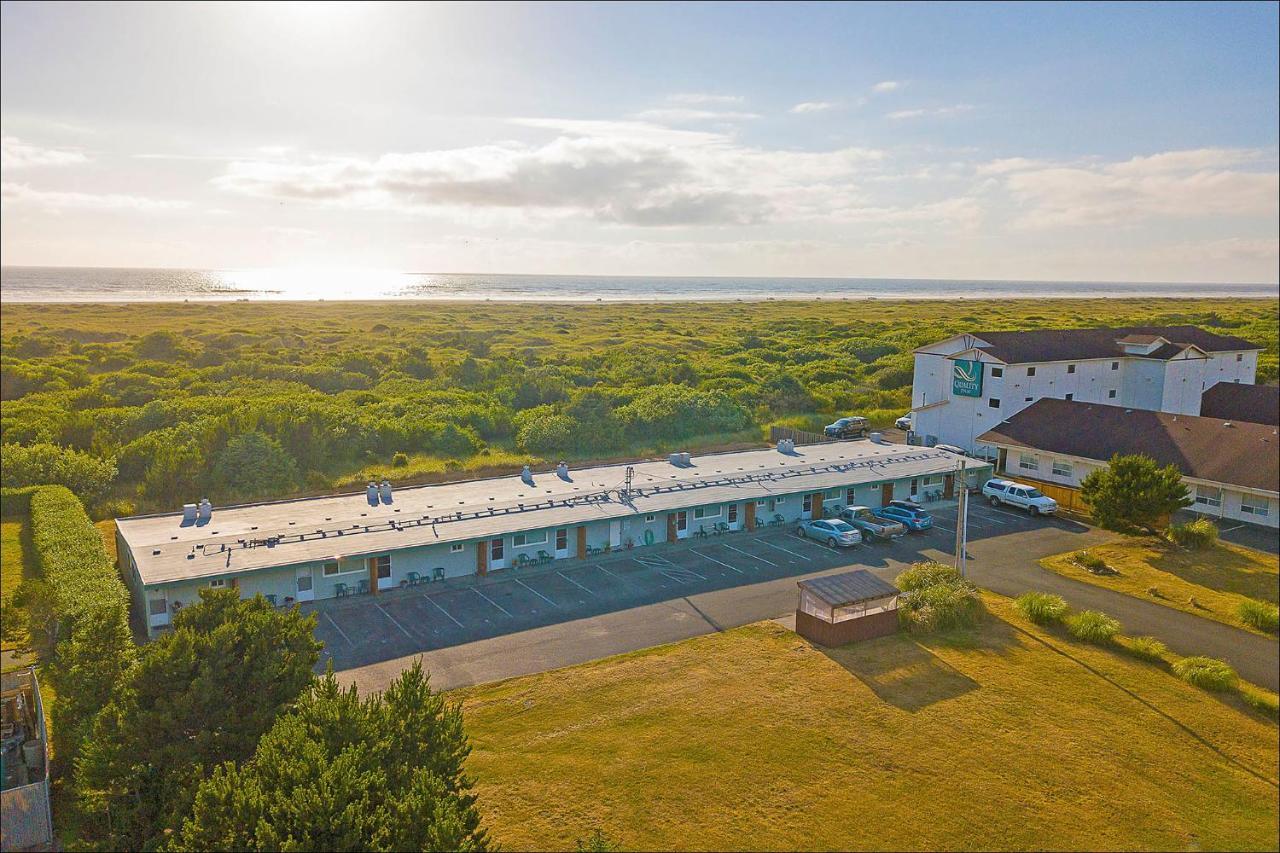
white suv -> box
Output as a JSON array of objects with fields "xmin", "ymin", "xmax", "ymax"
[{"xmin": 982, "ymin": 479, "xmax": 1058, "ymax": 516}]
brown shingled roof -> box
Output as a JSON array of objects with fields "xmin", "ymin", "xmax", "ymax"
[
  {"xmin": 967, "ymin": 325, "xmax": 1260, "ymax": 364},
  {"xmin": 977, "ymin": 399, "xmax": 1279, "ymax": 493},
  {"xmin": 1200, "ymin": 383, "xmax": 1280, "ymax": 427}
]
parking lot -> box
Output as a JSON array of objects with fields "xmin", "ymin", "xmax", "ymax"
[{"xmin": 308, "ymin": 499, "xmax": 1095, "ymax": 675}]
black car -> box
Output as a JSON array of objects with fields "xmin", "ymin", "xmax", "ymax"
[{"xmin": 823, "ymin": 416, "xmax": 868, "ymax": 439}]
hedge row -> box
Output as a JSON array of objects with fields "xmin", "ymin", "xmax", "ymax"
[
  {"xmin": 0, "ymin": 485, "xmax": 40, "ymax": 517},
  {"xmin": 28, "ymin": 485, "xmax": 130, "ymax": 632}
]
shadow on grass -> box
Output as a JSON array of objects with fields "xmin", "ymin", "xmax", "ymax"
[
  {"xmin": 1146, "ymin": 538, "xmax": 1279, "ymax": 604},
  {"xmin": 819, "ymin": 630, "xmax": 986, "ymax": 712}
]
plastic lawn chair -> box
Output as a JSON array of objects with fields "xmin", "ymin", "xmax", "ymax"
[
  {"xmin": 334, "ymin": 582, "xmax": 348, "ymax": 598},
  {"xmin": 406, "ymin": 571, "xmax": 422, "ymax": 586},
  {"xmin": 357, "ymin": 579, "xmax": 370, "ymax": 595},
  {"xmin": 537, "ymin": 550, "xmax": 553, "ymax": 564}
]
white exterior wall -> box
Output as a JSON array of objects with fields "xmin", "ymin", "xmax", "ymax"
[
  {"xmin": 1160, "ymin": 354, "xmax": 1208, "ymax": 415},
  {"xmin": 1123, "ymin": 358, "xmax": 1166, "ymax": 410},
  {"xmin": 1203, "ymin": 350, "xmax": 1258, "ymax": 391}
]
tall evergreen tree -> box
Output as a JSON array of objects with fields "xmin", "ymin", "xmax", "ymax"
[
  {"xmin": 171, "ymin": 663, "xmax": 488, "ymax": 852},
  {"xmin": 1079, "ymin": 453, "xmax": 1193, "ymax": 533}
]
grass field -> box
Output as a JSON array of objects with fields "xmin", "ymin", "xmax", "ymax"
[
  {"xmin": 1041, "ymin": 537, "xmax": 1280, "ymax": 636},
  {"xmin": 457, "ymin": 594, "xmax": 1279, "ymax": 852},
  {"xmin": 1, "ymin": 517, "xmax": 34, "ymax": 656}
]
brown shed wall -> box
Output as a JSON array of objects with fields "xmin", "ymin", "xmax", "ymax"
[{"xmin": 795, "ymin": 608, "xmax": 898, "ymax": 646}]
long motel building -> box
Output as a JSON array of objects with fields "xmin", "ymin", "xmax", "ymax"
[{"xmin": 116, "ymin": 441, "xmax": 993, "ymax": 636}]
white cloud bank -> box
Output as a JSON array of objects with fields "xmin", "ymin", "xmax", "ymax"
[
  {"xmin": 790, "ymin": 102, "xmax": 835, "ymax": 114},
  {"xmin": 2, "ymin": 181, "xmax": 189, "ymax": 211},
  {"xmin": 1, "ymin": 136, "xmax": 89, "ymax": 169}
]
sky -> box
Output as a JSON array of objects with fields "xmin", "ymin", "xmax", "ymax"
[{"xmin": 1, "ymin": 1, "xmax": 1277, "ymax": 283}]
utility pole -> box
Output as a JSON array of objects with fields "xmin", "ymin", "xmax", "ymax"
[{"xmin": 952, "ymin": 457, "xmax": 969, "ymax": 575}]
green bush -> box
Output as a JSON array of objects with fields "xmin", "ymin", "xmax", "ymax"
[
  {"xmin": 1072, "ymin": 550, "xmax": 1108, "ymax": 572},
  {"xmin": 1014, "ymin": 591, "xmax": 1069, "ymax": 625},
  {"xmin": 1237, "ymin": 598, "xmax": 1279, "ymax": 633},
  {"xmin": 1125, "ymin": 636, "xmax": 1169, "ymax": 662},
  {"xmin": 1240, "ymin": 688, "xmax": 1279, "ymax": 718},
  {"xmin": 0, "ymin": 485, "xmax": 39, "ymax": 517},
  {"xmin": 1066, "ymin": 610, "xmax": 1121, "ymax": 645},
  {"xmin": 1173, "ymin": 656, "xmax": 1238, "ymax": 691},
  {"xmin": 1168, "ymin": 518, "xmax": 1219, "ymax": 549},
  {"xmin": 896, "ymin": 562, "xmax": 981, "ymax": 633},
  {"xmin": 391, "ymin": 451, "xmax": 410, "ymax": 467}
]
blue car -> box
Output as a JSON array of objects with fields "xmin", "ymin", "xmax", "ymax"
[{"xmin": 874, "ymin": 503, "xmax": 933, "ymax": 532}]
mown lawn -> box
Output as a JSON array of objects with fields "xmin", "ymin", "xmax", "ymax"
[
  {"xmin": 1, "ymin": 518, "xmax": 35, "ymax": 656},
  {"xmin": 1040, "ymin": 537, "xmax": 1279, "ymax": 636},
  {"xmin": 457, "ymin": 594, "xmax": 1278, "ymax": 852}
]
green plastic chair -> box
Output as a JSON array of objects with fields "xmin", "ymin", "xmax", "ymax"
[
  {"xmin": 406, "ymin": 571, "xmax": 423, "ymax": 586},
  {"xmin": 334, "ymin": 582, "xmax": 348, "ymax": 598}
]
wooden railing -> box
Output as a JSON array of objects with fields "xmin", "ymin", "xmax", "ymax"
[{"xmin": 769, "ymin": 426, "xmax": 840, "ymax": 446}]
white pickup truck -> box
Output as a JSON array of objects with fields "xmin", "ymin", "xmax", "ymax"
[{"xmin": 981, "ymin": 479, "xmax": 1058, "ymax": 516}]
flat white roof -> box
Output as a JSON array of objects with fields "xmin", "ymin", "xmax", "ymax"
[{"xmin": 118, "ymin": 441, "xmax": 988, "ymax": 587}]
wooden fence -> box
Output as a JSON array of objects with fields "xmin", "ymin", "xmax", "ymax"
[{"xmin": 769, "ymin": 426, "xmax": 840, "ymax": 446}]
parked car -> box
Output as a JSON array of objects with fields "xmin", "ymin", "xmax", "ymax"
[
  {"xmin": 796, "ymin": 518, "xmax": 864, "ymax": 547},
  {"xmin": 982, "ymin": 478, "xmax": 1058, "ymax": 516},
  {"xmin": 837, "ymin": 505, "xmax": 907, "ymax": 540},
  {"xmin": 874, "ymin": 503, "xmax": 933, "ymax": 532},
  {"xmin": 895, "ymin": 413, "xmax": 913, "ymax": 430},
  {"xmin": 823, "ymin": 416, "xmax": 869, "ymax": 439}
]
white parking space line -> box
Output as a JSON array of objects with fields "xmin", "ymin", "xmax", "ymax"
[
  {"xmin": 424, "ymin": 595, "xmax": 465, "ymax": 628},
  {"xmin": 598, "ymin": 564, "xmax": 643, "ymax": 588},
  {"xmin": 723, "ymin": 542, "xmax": 779, "ymax": 567},
  {"xmin": 558, "ymin": 571, "xmax": 598, "ymax": 597},
  {"xmin": 323, "ymin": 612, "xmax": 353, "ymax": 646},
  {"xmin": 374, "ymin": 602, "xmax": 414, "ymax": 640},
  {"xmin": 515, "ymin": 577, "xmax": 558, "ymax": 607},
  {"xmin": 690, "ymin": 549, "xmax": 743, "ymax": 574},
  {"xmin": 757, "ymin": 539, "xmax": 807, "ymax": 560},
  {"xmin": 473, "ymin": 587, "xmax": 513, "ymax": 617},
  {"xmin": 931, "ymin": 523, "xmax": 955, "ymax": 533},
  {"xmin": 974, "ymin": 507, "xmax": 1021, "ymax": 523}
]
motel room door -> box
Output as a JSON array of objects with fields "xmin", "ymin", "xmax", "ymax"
[
  {"xmin": 370, "ymin": 555, "xmax": 394, "ymax": 591},
  {"xmin": 295, "ymin": 567, "xmax": 314, "ymax": 602},
  {"xmin": 490, "ymin": 537, "xmax": 508, "ymax": 570},
  {"xmin": 727, "ymin": 502, "xmax": 739, "ymax": 531},
  {"xmin": 675, "ymin": 510, "xmax": 689, "ymax": 539},
  {"xmin": 555, "ymin": 528, "xmax": 570, "ymax": 559},
  {"xmin": 881, "ymin": 483, "xmax": 894, "ymax": 506}
]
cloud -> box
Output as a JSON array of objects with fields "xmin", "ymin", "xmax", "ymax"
[
  {"xmin": 666, "ymin": 93, "xmax": 745, "ymax": 105},
  {"xmin": 887, "ymin": 104, "xmax": 974, "ymax": 120},
  {"xmin": 1, "ymin": 136, "xmax": 89, "ymax": 169},
  {"xmin": 212, "ymin": 124, "xmax": 887, "ymax": 228},
  {"xmin": 1, "ymin": 181, "xmax": 188, "ymax": 211},
  {"xmin": 790, "ymin": 102, "xmax": 836, "ymax": 114},
  {"xmin": 871, "ymin": 81, "xmax": 903, "ymax": 94},
  {"xmin": 1001, "ymin": 147, "xmax": 1278, "ymax": 228},
  {"xmin": 631, "ymin": 108, "xmax": 761, "ymax": 124}
]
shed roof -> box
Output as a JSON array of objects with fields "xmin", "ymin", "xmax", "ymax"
[
  {"xmin": 118, "ymin": 441, "xmax": 989, "ymax": 587},
  {"xmin": 798, "ymin": 570, "xmax": 900, "ymax": 607}
]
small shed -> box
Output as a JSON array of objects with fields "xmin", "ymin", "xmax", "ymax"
[{"xmin": 795, "ymin": 570, "xmax": 900, "ymax": 646}]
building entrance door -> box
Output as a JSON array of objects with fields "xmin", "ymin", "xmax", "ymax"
[
  {"xmin": 727, "ymin": 503, "xmax": 739, "ymax": 530},
  {"xmin": 676, "ymin": 510, "xmax": 689, "ymax": 539},
  {"xmin": 881, "ymin": 483, "xmax": 894, "ymax": 506},
  {"xmin": 295, "ymin": 568, "xmax": 314, "ymax": 602},
  {"xmin": 490, "ymin": 537, "xmax": 507, "ymax": 570},
  {"xmin": 555, "ymin": 528, "xmax": 569, "ymax": 558}
]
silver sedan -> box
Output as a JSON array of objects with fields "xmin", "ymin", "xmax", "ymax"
[{"xmin": 796, "ymin": 518, "xmax": 864, "ymax": 547}]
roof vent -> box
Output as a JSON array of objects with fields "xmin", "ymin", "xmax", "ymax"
[
  {"xmin": 1223, "ymin": 421, "xmax": 1234, "ymax": 428},
  {"xmin": 556, "ymin": 461, "xmax": 570, "ymax": 480},
  {"xmin": 182, "ymin": 503, "xmax": 197, "ymax": 524},
  {"xmin": 777, "ymin": 438, "xmax": 796, "ymax": 454},
  {"xmin": 366, "ymin": 482, "xmax": 379, "ymax": 506},
  {"xmin": 197, "ymin": 499, "xmax": 212, "ymax": 522},
  {"xmin": 869, "ymin": 432, "xmax": 884, "ymax": 444},
  {"xmin": 521, "ymin": 464, "xmax": 534, "ymax": 484},
  {"xmin": 668, "ymin": 452, "xmax": 682, "ymax": 466},
  {"xmin": 680, "ymin": 451, "xmax": 692, "ymax": 466},
  {"xmin": 379, "ymin": 480, "xmax": 393, "ymax": 503}
]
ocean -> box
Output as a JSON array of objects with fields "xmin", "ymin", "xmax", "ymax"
[{"xmin": 1, "ymin": 266, "xmax": 1276, "ymax": 303}]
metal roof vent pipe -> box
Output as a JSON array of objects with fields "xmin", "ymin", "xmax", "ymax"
[
  {"xmin": 182, "ymin": 503, "xmax": 198, "ymax": 525},
  {"xmin": 556, "ymin": 461, "xmax": 569, "ymax": 480},
  {"xmin": 197, "ymin": 498, "xmax": 212, "ymax": 523},
  {"xmin": 521, "ymin": 464, "xmax": 534, "ymax": 484},
  {"xmin": 869, "ymin": 432, "xmax": 884, "ymax": 444},
  {"xmin": 669, "ymin": 452, "xmax": 682, "ymax": 466},
  {"xmin": 379, "ymin": 480, "xmax": 393, "ymax": 503},
  {"xmin": 680, "ymin": 451, "xmax": 692, "ymax": 466},
  {"xmin": 366, "ymin": 482, "xmax": 379, "ymax": 506}
]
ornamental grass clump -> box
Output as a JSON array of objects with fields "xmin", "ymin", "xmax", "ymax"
[
  {"xmin": 1125, "ymin": 636, "xmax": 1169, "ymax": 662},
  {"xmin": 1173, "ymin": 656, "xmax": 1238, "ymax": 692},
  {"xmin": 1072, "ymin": 550, "xmax": 1109, "ymax": 573},
  {"xmin": 1066, "ymin": 610, "xmax": 1121, "ymax": 645},
  {"xmin": 1014, "ymin": 591, "xmax": 1069, "ymax": 625},
  {"xmin": 1168, "ymin": 518, "xmax": 1218, "ymax": 549},
  {"xmin": 896, "ymin": 561, "xmax": 982, "ymax": 633},
  {"xmin": 1237, "ymin": 598, "xmax": 1279, "ymax": 634}
]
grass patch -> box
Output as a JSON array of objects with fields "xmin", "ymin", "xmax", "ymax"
[
  {"xmin": 1174, "ymin": 656, "xmax": 1240, "ymax": 692},
  {"xmin": 1168, "ymin": 518, "xmax": 1220, "ymax": 550},
  {"xmin": 455, "ymin": 594, "xmax": 1278, "ymax": 851},
  {"xmin": 1, "ymin": 517, "xmax": 36, "ymax": 656},
  {"xmin": 1066, "ymin": 610, "xmax": 1122, "ymax": 645},
  {"xmin": 1014, "ymin": 591, "xmax": 1069, "ymax": 625},
  {"xmin": 1039, "ymin": 536, "xmax": 1280, "ymax": 636},
  {"xmin": 1123, "ymin": 636, "xmax": 1170, "ymax": 662},
  {"xmin": 1237, "ymin": 598, "xmax": 1280, "ymax": 634}
]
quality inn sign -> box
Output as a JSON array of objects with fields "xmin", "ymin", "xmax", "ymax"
[{"xmin": 952, "ymin": 359, "xmax": 984, "ymax": 397}]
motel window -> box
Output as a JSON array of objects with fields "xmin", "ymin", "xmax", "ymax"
[
  {"xmin": 922, "ymin": 475, "xmax": 943, "ymax": 487},
  {"xmin": 1194, "ymin": 487, "xmax": 1222, "ymax": 509},
  {"xmin": 450, "ymin": 543, "xmax": 464, "ymax": 553},
  {"xmin": 1237, "ymin": 353, "xmax": 1243, "ymax": 362},
  {"xmin": 645, "ymin": 514, "xmax": 656, "ymax": 522},
  {"xmin": 513, "ymin": 531, "xmax": 548, "ymax": 547},
  {"xmin": 323, "ymin": 560, "xmax": 359, "ymax": 576},
  {"xmin": 1018, "ymin": 453, "xmax": 1039, "ymax": 472},
  {"xmin": 802, "ymin": 495, "xmax": 812, "ymax": 512},
  {"xmin": 209, "ymin": 578, "xmax": 226, "ymax": 589},
  {"xmin": 990, "ymin": 367, "xmax": 1003, "ymax": 378},
  {"xmin": 1108, "ymin": 389, "xmax": 1117, "ymax": 399},
  {"xmin": 1025, "ymin": 397, "xmax": 1033, "ymax": 402},
  {"xmin": 826, "ymin": 488, "xmax": 841, "ymax": 499},
  {"xmin": 1065, "ymin": 393, "xmax": 1073, "ymax": 401},
  {"xmin": 1027, "ymin": 367, "xmax": 1036, "ymax": 377},
  {"xmin": 1241, "ymin": 495, "xmax": 1270, "ymax": 518},
  {"xmin": 694, "ymin": 506, "xmax": 721, "ymax": 519},
  {"xmin": 1067, "ymin": 364, "xmax": 1076, "ymax": 374},
  {"xmin": 1052, "ymin": 460, "xmax": 1073, "ymax": 478},
  {"xmin": 1111, "ymin": 361, "xmax": 1119, "ymax": 371},
  {"xmin": 556, "ymin": 529, "xmax": 568, "ymax": 550},
  {"xmin": 728, "ymin": 504, "xmax": 738, "ymax": 524},
  {"xmin": 988, "ymin": 398, "xmax": 1001, "ymax": 408},
  {"xmin": 775, "ymin": 497, "xmax": 785, "ymax": 504},
  {"xmin": 148, "ymin": 598, "xmax": 167, "ymax": 616},
  {"xmin": 756, "ymin": 499, "xmax": 766, "ymax": 507}
]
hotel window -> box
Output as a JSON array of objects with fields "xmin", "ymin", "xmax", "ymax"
[
  {"xmin": 775, "ymin": 497, "xmax": 785, "ymax": 504},
  {"xmin": 1024, "ymin": 397, "xmax": 1033, "ymax": 402},
  {"xmin": 1027, "ymin": 367, "xmax": 1036, "ymax": 377},
  {"xmin": 148, "ymin": 598, "xmax": 168, "ymax": 616},
  {"xmin": 513, "ymin": 530, "xmax": 547, "ymax": 547},
  {"xmin": 1241, "ymin": 495, "xmax": 1270, "ymax": 518},
  {"xmin": 826, "ymin": 488, "xmax": 841, "ymax": 499},
  {"xmin": 1018, "ymin": 453, "xmax": 1039, "ymax": 472},
  {"xmin": 1108, "ymin": 389, "xmax": 1117, "ymax": 399},
  {"xmin": 1052, "ymin": 460, "xmax": 1073, "ymax": 478},
  {"xmin": 450, "ymin": 543, "xmax": 464, "ymax": 553},
  {"xmin": 645, "ymin": 514, "xmax": 656, "ymax": 522},
  {"xmin": 756, "ymin": 499, "xmax": 766, "ymax": 507},
  {"xmin": 990, "ymin": 367, "xmax": 1004, "ymax": 378},
  {"xmin": 1194, "ymin": 486, "xmax": 1222, "ymax": 509},
  {"xmin": 1067, "ymin": 364, "xmax": 1076, "ymax": 374},
  {"xmin": 693, "ymin": 506, "xmax": 721, "ymax": 519},
  {"xmin": 1237, "ymin": 353, "xmax": 1243, "ymax": 362},
  {"xmin": 988, "ymin": 398, "xmax": 1001, "ymax": 408},
  {"xmin": 323, "ymin": 560, "xmax": 359, "ymax": 576},
  {"xmin": 1065, "ymin": 393, "xmax": 1073, "ymax": 401},
  {"xmin": 209, "ymin": 578, "xmax": 226, "ymax": 589},
  {"xmin": 1111, "ymin": 361, "xmax": 1119, "ymax": 370},
  {"xmin": 556, "ymin": 529, "xmax": 568, "ymax": 551}
]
